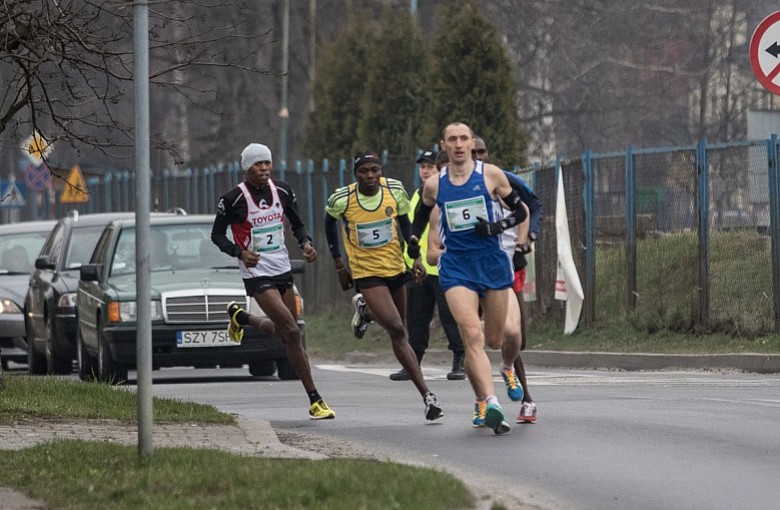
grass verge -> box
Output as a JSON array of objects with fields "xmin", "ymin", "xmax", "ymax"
[
  {"xmin": 303, "ymin": 305, "xmax": 780, "ymax": 359},
  {"xmin": 0, "ymin": 375, "xmax": 233, "ymax": 426},
  {"xmin": 0, "ymin": 441, "xmax": 472, "ymax": 510},
  {"xmin": 0, "ymin": 375, "xmax": 474, "ymax": 510}
]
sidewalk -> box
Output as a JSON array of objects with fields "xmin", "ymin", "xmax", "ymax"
[{"xmin": 345, "ymin": 349, "xmax": 780, "ymax": 374}]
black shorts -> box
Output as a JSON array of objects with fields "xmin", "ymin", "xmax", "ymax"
[
  {"xmin": 243, "ymin": 272, "xmax": 294, "ymax": 296},
  {"xmin": 354, "ymin": 271, "xmax": 413, "ymax": 292}
]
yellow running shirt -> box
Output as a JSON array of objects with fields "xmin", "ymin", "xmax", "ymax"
[{"xmin": 325, "ymin": 177, "xmax": 410, "ymax": 279}]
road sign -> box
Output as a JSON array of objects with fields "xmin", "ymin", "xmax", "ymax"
[
  {"xmin": 22, "ymin": 131, "xmax": 53, "ymax": 166},
  {"xmin": 60, "ymin": 165, "xmax": 88, "ymax": 203},
  {"xmin": 750, "ymin": 11, "xmax": 780, "ymax": 96},
  {"xmin": 24, "ymin": 163, "xmax": 51, "ymax": 191},
  {"xmin": 0, "ymin": 181, "xmax": 26, "ymax": 208}
]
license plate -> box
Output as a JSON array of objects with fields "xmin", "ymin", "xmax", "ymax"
[{"xmin": 176, "ymin": 329, "xmax": 238, "ymax": 348}]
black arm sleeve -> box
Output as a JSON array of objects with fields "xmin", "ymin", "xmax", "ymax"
[
  {"xmin": 500, "ymin": 189, "xmax": 528, "ymax": 226},
  {"xmin": 278, "ymin": 182, "xmax": 312, "ymax": 248},
  {"xmin": 210, "ymin": 190, "xmax": 243, "ymax": 258},
  {"xmin": 411, "ymin": 201, "xmax": 433, "ymax": 239},
  {"xmin": 324, "ymin": 213, "xmax": 342, "ymax": 259},
  {"xmin": 398, "ymin": 214, "xmax": 412, "ymax": 243}
]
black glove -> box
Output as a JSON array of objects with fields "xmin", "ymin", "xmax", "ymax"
[
  {"xmin": 512, "ymin": 250, "xmax": 528, "ymax": 271},
  {"xmin": 406, "ymin": 237, "xmax": 420, "ymax": 259},
  {"xmin": 475, "ymin": 217, "xmax": 508, "ymax": 238}
]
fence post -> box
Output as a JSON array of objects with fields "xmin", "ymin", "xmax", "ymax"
[
  {"xmin": 162, "ymin": 168, "xmax": 170, "ymax": 212},
  {"xmin": 122, "ymin": 171, "xmax": 130, "ymax": 211},
  {"xmin": 338, "ymin": 159, "xmax": 346, "ymax": 188},
  {"xmin": 306, "ymin": 159, "xmax": 314, "ymax": 239},
  {"xmin": 625, "ymin": 145, "xmax": 637, "ymax": 311},
  {"xmin": 184, "ymin": 169, "xmax": 192, "ymax": 213},
  {"xmin": 279, "ymin": 160, "xmax": 286, "ymax": 182},
  {"xmin": 104, "ymin": 173, "xmax": 113, "ymax": 212},
  {"xmin": 768, "ymin": 135, "xmax": 780, "ymax": 333},
  {"xmin": 695, "ymin": 139, "xmax": 710, "ymax": 327},
  {"xmin": 321, "ymin": 158, "xmax": 330, "ymax": 219},
  {"xmin": 583, "ymin": 149, "xmax": 595, "ymax": 324}
]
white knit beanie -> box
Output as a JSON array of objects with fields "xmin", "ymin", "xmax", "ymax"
[{"xmin": 240, "ymin": 143, "xmax": 273, "ymax": 171}]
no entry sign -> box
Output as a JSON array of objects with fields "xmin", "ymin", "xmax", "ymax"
[{"xmin": 750, "ymin": 11, "xmax": 780, "ymax": 96}]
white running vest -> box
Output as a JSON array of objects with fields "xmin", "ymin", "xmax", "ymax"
[{"xmin": 234, "ymin": 180, "xmax": 291, "ymax": 278}]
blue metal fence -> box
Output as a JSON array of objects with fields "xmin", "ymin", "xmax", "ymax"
[{"xmin": 3, "ymin": 137, "xmax": 780, "ymax": 335}]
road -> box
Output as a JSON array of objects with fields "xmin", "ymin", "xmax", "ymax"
[{"xmin": 147, "ymin": 363, "xmax": 780, "ymax": 510}]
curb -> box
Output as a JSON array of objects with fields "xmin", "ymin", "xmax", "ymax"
[{"xmin": 344, "ymin": 350, "xmax": 780, "ymax": 374}]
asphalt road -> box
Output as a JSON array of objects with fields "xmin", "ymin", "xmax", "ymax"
[{"xmin": 148, "ymin": 363, "xmax": 780, "ymax": 510}]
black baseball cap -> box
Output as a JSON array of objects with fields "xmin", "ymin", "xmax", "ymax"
[{"xmin": 416, "ymin": 150, "xmax": 437, "ymax": 164}]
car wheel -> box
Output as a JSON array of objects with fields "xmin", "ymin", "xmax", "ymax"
[
  {"xmin": 248, "ymin": 360, "xmax": 276, "ymax": 377},
  {"xmin": 26, "ymin": 318, "xmax": 47, "ymax": 376},
  {"xmin": 45, "ymin": 314, "xmax": 72, "ymax": 375},
  {"xmin": 1, "ymin": 356, "xmax": 8, "ymax": 370},
  {"xmin": 276, "ymin": 359, "xmax": 299, "ymax": 380},
  {"xmin": 97, "ymin": 319, "xmax": 127, "ymax": 384},
  {"xmin": 77, "ymin": 328, "xmax": 97, "ymax": 381}
]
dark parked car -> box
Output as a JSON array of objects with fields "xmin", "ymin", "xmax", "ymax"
[
  {"xmin": 24, "ymin": 211, "xmax": 145, "ymax": 375},
  {"xmin": 76, "ymin": 214, "xmax": 303, "ymax": 383},
  {"xmin": 0, "ymin": 220, "xmax": 56, "ymax": 368}
]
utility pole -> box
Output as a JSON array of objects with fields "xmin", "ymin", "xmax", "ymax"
[
  {"xmin": 278, "ymin": 0, "xmax": 290, "ymax": 165},
  {"xmin": 133, "ymin": 0, "xmax": 153, "ymax": 459}
]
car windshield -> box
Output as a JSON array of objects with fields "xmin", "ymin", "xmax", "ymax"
[
  {"xmin": 111, "ymin": 223, "xmax": 236, "ymax": 276},
  {"xmin": 63, "ymin": 225, "xmax": 108, "ymax": 271},
  {"xmin": 0, "ymin": 231, "xmax": 50, "ymax": 274}
]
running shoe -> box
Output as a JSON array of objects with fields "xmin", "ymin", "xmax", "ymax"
[
  {"xmin": 309, "ymin": 399, "xmax": 336, "ymax": 420},
  {"xmin": 389, "ymin": 368, "xmax": 410, "ymax": 381},
  {"xmin": 517, "ymin": 401, "xmax": 537, "ymax": 424},
  {"xmin": 424, "ymin": 392, "xmax": 444, "ymax": 421},
  {"xmin": 351, "ymin": 293, "xmax": 371, "ymax": 339},
  {"xmin": 484, "ymin": 402, "xmax": 511, "ymax": 435},
  {"xmin": 226, "ymin": 301, "xmax": 245, "ymax": 344},
  {"xmin": 472, "ymin": 400, "xmax": 486, "ymax": 428},
  {"xmin": 500, "ymin": 362, "xmax": 524, "ymax": 402}
]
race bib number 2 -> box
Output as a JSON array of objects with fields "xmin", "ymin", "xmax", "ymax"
[
  {"xmin": 251, "ymin": 223, "xmax": 284, "ymax": 253},
  {"xmin": 444, "ymin": 196, "xmax": 488, "ymax": 232}
]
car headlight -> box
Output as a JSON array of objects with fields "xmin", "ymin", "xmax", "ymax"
[
  {"xmin": 0, "ymin": 298, "xmax": 22, "ymax": 315},
  {"xmin": 57, "ymin": 292, "xmax": 78, "ymax": 309},
  {"xmin": 107, "ymin": 300, "xmax": 162, "ymax": 323}
]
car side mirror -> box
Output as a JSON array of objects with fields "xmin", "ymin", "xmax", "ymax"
[
  {"xmin": 80, "ymin": 264, "xmax": 101, "ymax": 282},
  {"xmin": 290, "ymin": 259, "xmax": 305, "ymax": 274},
  {"xmin": 34, "ymin": 256, "xmax": 55, "ymax": 270}
]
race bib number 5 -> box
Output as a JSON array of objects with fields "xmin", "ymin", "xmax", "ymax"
[
  {"xmin": 444, "ymin": 196, "xmax": 488, "ymax": 232},
  {"xmin": 356, "ymin": 218, "xmax": 394, "ymax": 248},
  {"xmin": 251, "ymin": 223, "xmax": 284, "ymax": 252}
]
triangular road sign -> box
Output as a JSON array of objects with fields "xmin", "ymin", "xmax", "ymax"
[
  {"xmin": 60, "ymin": 165, "xmax": 89, "ymax": 203},
  {"xmin": 0, "ymin": 182, "xmax": 26, "ymax": 208}
]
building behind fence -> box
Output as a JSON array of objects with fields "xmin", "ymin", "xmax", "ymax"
[{"xmin": 3, "ymin": 137, "xmax": 780, "ymax": 337}]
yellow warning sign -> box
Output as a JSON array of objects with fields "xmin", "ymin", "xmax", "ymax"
[
  {"xmin": 60, "ymin": 165, "xmax": 89, "ymax": 203},
  {"xmin": 23, "ymin": 131, "xmax": 53, "ymax": 166}
]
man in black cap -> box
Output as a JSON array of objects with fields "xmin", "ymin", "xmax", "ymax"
[
  {"xmin": 323, "ymin": 150, "xmax": 444, "ymax": 422},
  {"xmin": 390, "ymin": 150, "xmax": 466, "ymax": 381}
]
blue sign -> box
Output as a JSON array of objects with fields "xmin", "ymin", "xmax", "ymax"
[
  {"xmin": 24, "ymin": 163, "xmax": 51, "ymax": 191},
  {"xmin": 0, "ymin": 180, "xmax": 26, "ymax": 208}
]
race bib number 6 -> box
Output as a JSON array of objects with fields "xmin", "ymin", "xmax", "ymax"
[
  {"xmin": 444, "ymin": 196, "xmax": 488, "ymax": 232},
  {"xmin": 356, "ymin": 218, "xmax": 394, "ymax": 248},
  {"xmin": 251, "ymin": 223, "xmax": 284, "ymax": 253}
]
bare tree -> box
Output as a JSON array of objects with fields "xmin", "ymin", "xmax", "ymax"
[{"xmin": 0, "ymin": 0, "xmax": 275, "ymax": 170}]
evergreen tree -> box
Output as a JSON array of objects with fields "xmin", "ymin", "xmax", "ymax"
[
  {"xmin": 304, "ymin": 16, "xmax": 377, "ymax": 163},
  {"xmin": 425, "ymin": 0, "xmax": 527, "ymax": 168},
  {"xmin": 355, "ymin": 8, "xmax": 431, "ymax": 158}
]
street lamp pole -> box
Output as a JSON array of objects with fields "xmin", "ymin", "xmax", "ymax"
[{"xmin": 278, "ymin": 0, "xmax": 290, "ymax": 166}]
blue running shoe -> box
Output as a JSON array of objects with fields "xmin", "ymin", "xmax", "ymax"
[
  {"xmin": 485, "ymin": 402, "xmax": 511, "ymax": 435},
  {"xmin": 472, "ymin": 400, "xmax": 486, "ymax": 428},
  {"xmin": 500, "ymin": 363, "xmax": 524, "ymax": 402}
]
